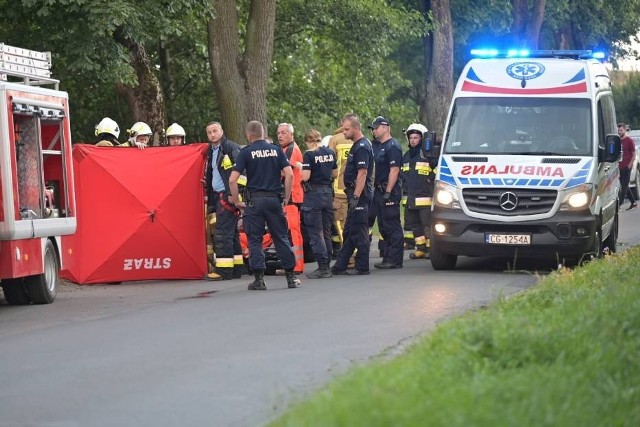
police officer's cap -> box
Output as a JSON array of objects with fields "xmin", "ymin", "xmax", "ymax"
[{"xmin": 367, "ymin": 116, "xmax": 390, "ymax": 129}]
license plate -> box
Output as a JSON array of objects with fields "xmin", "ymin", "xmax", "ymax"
[{"xmin": 485, "ymin": 233, "xmax": 531, "ymax": 245}]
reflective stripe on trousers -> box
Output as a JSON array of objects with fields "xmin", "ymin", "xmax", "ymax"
[{"xmin": 284, "ymin": 203, "xmax": 305, "ymax": 272}]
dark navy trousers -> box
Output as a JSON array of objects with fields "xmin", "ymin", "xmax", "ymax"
[
  {"xmin": 372, "ymin": 190, "xmax": 404, "ymax": 265},
  {"xmin": 302, "ymin": 189, "xmax": 334, "ymax": 265},
  {"xmin": 243, "ymin": 196, "xmax": 296, "ymax": 272},
  {"xmin": 333, "ymin": 194, "xmax": 371, "ymax": 272}
]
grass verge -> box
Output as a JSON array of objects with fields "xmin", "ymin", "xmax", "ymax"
[{"xmin": 272, "ymin": 248, "xmax": 640, "ymax": 426}]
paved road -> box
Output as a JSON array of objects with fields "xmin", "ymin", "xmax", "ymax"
[{"xmin": 1, "ymin": 209, "xmax": 639, "ymax": 427}]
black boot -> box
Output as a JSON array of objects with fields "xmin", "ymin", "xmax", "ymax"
[
  {"xmin": 248, "ymin": 271, "xmax": 267, "ymax": 290},
  {"xmin": 306, "ymin": 262, "xmax": 333, "ymax": 279},
  {"xmin": 285, "ymin": 270, "xmax": 301, "ymax": 288}
]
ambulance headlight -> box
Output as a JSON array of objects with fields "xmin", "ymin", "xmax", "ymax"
[
  {"xmin": 434, "ymin": 181, "xmax": 461, "ymax": 209},
  {"xmin": 560, "ymin": 184, "xmax": 593, "ymax": 210}
]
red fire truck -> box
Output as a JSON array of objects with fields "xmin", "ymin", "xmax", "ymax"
[{"xmin": 0, "ymin": 43, "xmax": 76, "ymax": 304}]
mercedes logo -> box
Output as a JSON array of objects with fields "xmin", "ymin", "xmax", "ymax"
[{"xmin": 499, "ymin": 192, "xmax": 518, "ymax": 211}]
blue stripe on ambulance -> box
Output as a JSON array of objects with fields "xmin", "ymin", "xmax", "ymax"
[{"xmin": 438, "ymin": 158, "xmax": 456, "ymax": 185}]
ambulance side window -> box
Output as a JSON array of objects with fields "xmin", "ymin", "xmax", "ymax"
[{"xmin": 597, "ymin": 96, "xmax": 615, "ymax": 151}]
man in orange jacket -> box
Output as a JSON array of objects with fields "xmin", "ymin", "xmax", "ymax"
[{"xmin": 277, "ymin": 123, "xmax": 305, "ymax": 273}]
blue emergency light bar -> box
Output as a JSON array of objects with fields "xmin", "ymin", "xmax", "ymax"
[{"xmin": 470, "ymin": 49, "xmax": 606, "ymax": 60}]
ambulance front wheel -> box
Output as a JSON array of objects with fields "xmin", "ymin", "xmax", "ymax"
[
  {"xmin": 25, "ymin": 240, "xmax": 58, "ymax": 304},
  {"xmin": 602, "ymin": 211, "xmax": 618, "ymax": 254},
  {"xmin": 1, "ymin": 278, "xmax": 31, "ymax": 305},
  {"xmin": 430, "ymin": 238, "xmax": 457, "ymax": 270},
  {"xmin": 579, "ymin": 229, "xmax": 603, "ymax": 266}
]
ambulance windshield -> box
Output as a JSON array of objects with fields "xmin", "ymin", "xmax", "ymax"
[{"xmin": 444, "ymin": 97, "xmax": 592, "ymax": 156}]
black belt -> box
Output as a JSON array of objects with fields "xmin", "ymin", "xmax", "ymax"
[
  {"xmin": 305, "ymin": 184, "xmax": 332, "ymax": 191},
  {"xmin": 250, "ymin": 191, "xmax": 279, "ymax": 198},
  {"xmin": 375, "ymin": 183, "xmax": 388, "ymax": 192}
]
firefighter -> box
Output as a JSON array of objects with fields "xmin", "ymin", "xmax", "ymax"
[
  {"xmin": 93, "ymin": 117, "xmax": 146, "ymax": 149},
  {"xmin": 401, "ymin": 123, "xmax": 435, "ymax": 259},
  {"xmin": 301, "ymin": 129, "xmax": 337, "ymax": 279},
  {"xmin": 370, "ymin": 116, "xmax": 404, "ymax": 269},
  {"xmin": 205, "ymin": 121, "xmax": 244, "ymax": 281},
  {"xmin": 94, "ymin": 117, "xmax": 120, "ymax": 147},
  {"xmin": 165, "ymin": 123, "xmax": 186, "ymax": 146},
  {"xmin": 124, "ymin": 121, "xmax": 152, "ymax": 149},
  {"xmin": 276, "ymin": 123, "xmax": 305, "ymax": 274},
  {"xmin": 331, "ymin": 113, "xmax": 374, "ymax": 275},
  {"xmin": 229, "ymin": 121, "xmax": 301, "ymax": 291},
  {"xmin": 327, "ymin": 126, "xmax": 353, "ymax": 256}
]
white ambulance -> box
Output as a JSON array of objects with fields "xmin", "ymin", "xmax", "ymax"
[
  {"xmin": 0, "ymin": 43, "xmax": 76, "ymax": 303},
  {"xmin": 431, "ymin": 50, "xmax": 621, "ymax": 269}
]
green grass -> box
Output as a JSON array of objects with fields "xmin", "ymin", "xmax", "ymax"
[{"xmin": 272, "ymin": 248, "xmax": 640, "ymax": 426}]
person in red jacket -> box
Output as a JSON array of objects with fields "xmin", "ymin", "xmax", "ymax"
[
  {"xmin": 277, "ymin": 123, "xmax": 305, "ymax": 273},
  {"xmin": 618, "ymin": 123, "xmax": 637, "ymax": 210}
]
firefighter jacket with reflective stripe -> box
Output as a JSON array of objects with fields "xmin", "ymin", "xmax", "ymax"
[
  {"xmin": 205, "ymin": 137, "xmax": 241, "ymax": 200},
  {"xmin": 401, "ymin": 146, "xmax": 437, "ymax": 209},
  {"xmin": 328, "ymin": 132, "xmax": 354, "ymax": 198}
]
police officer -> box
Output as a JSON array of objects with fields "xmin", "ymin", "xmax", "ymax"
[
  {"xmin": 331, "ymin": 113, "xmax": 374, "ymax": 275},
  {"xmin": 370, "ymin": 116, "xmax": 404, "ymax": 269},
  {"xmin": 205, "ymin": 121, "xmax": 244, "ymax": 281},
  {"xmin": 229, "ymin": 121, "xmax": 301, "ymax": 290},
  {"xmin": 402, "ymin": 123, "xmax": 435, "ymax": 259},
  {"xmin": 301, "ymin": 129, "xmax": 337, "ymax": 279},
  {"xmin": 366, "ymin": 127, "xmax": 384, "ymax": 257}
]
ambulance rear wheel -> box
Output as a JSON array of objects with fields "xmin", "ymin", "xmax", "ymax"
[
  {"xmin": 1, "ymin": 278, "xmax": 31, "ymax": 305},
  {"xmin": 430, "ymin": 239, "xmax": 457, "ymax": 270},
  {"xmin": 25, "ymin": 240, "xmax": 58, "ymax": 304}
]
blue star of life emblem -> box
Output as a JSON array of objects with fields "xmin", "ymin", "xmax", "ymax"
[{"xmin": 506, "ymin": 62, "xmax": 545, "ymax": 80}]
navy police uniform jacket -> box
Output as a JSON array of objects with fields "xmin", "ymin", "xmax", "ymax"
[
  {"xmin": 374, "ymin": 137, "xmax": 403, "ymax": 196},
  {"xmin": 302, "ymin": 146, "xmax": 337, "ymax": 188},
  {"xmin": 343, "ymin": 137, "xmax": 374, "ymax": 199},
  {"xmin": 233, "ymin": 140, "xmax": 290, "ymax": 194}
]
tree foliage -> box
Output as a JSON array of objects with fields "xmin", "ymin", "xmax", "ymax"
[
  {"xmin": 613, "ymin": 72, "xmax": 640, "ymax": 129},
  {"xmin": 2, "ymin": 0, "xmax": 640, "ymax": 145}
]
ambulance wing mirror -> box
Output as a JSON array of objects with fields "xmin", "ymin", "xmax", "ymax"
[
  {"xmin": 422, "ymin": 131, "xmax": 440, "ymax": 159},
  {"xmin": 599, "ymin": 134, "xmax": 621, "ymax": 163}
]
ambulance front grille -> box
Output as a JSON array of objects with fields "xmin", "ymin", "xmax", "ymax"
[{"xmin": 462, "ymin": 188, "xmax": 557, "ymax": 216}]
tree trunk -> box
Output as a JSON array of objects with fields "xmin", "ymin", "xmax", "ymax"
[
  {"xmin": 424, "ymin": 0, "xmax": 454, "ymax": 138},
  {"xmin": 511, "ymin": 0, "xmax": 528, "ymax": 46},
  {"xmin": 526, "ymin": 0, "xmax": 546, "ymax": 49},
  {"xmin": 511, "ymin": 0, "xmax": 547, "ymax": 49},
  {"xmin": 114, "ymin": 31, "xmax": 166, "ymax": 146},
  {"xmin": 207, "ymin": 0, "xmax": 276, "ymax": 143}
]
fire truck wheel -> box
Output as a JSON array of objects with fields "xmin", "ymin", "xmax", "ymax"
[
  {"xmin": 25, "ymin": 240, "xmax": 58, "ymax": 304},
  {"xmin": 1, "ymin": 278, "xmax": 31, "ymax": 305}
]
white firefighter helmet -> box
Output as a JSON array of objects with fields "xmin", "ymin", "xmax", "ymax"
[
  {"xmin": 95, "ymin": 117, "xmax": 120, "ymax": 139},
  {"xmin": 129, "ymin": 121, "xmax": 152, "ymax": 137},
  {"xmin": 166, "ymin": 123, "xmax": 186, "ymax": 138},
  {"xmin": 405, "ymin": 123, "xmax": 428, "ymax": 142}
]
